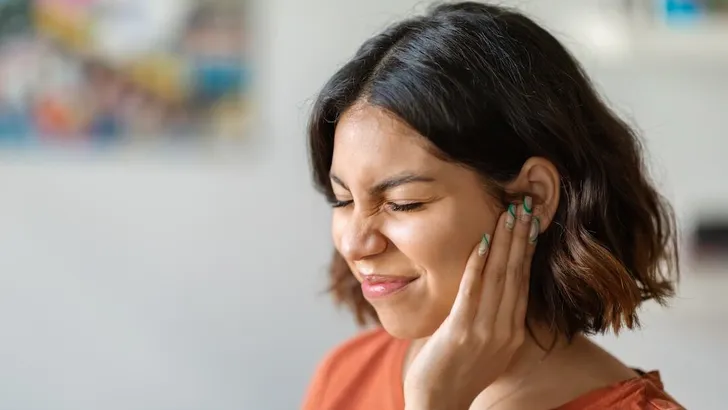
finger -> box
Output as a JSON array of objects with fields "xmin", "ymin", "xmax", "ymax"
[
  {"xmin": 513, "ymin": 216, "xmax": 539, "ymax": 329},
  {"xmin": 473, "ymin": 204, "xmax": 516, "ymax": 329},
  {"xmin": 493, "ymin": 196, "xmax": 534, "ymax": 333},
  {"xmin": 449, "ymin": 233, "xmax": 491, "ymax": 325}
]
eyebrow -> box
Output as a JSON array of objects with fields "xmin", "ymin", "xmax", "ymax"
[{"xmin": 330, "ymin": 173, "xmax": 436, "ymax": 196}]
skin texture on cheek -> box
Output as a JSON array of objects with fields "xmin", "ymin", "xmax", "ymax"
[
  {"xmin": 387, "ymin": 202, "xmax": 480, "ymax": 312},
  {"xmin": 365, "ymin": 195, "xmax": 499, "ymax": 338}
]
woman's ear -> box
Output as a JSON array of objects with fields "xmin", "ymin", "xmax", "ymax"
[{"xmin": 504, "ymin": 157, "xmax": 560, "ymax": 231}]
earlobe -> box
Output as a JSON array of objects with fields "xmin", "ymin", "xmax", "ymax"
[{"xmin": 505, "ymin": 157, "xmax": 560, "ymax": 230}]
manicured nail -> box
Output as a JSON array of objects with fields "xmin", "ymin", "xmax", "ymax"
[
  {"xmin": 505, "ymin": 203, "xmax": 516, "ymax": 231},
  {"xmin": 523, "ymin": 196, "xmax": 533, "ymax": 215},
  {"xmin": 478, "ymin": 233, "xmax": 491, "ymax": 256},
  {"xmin": 529, "ymin": 217, "xmax": 540, "ymax": 244}
]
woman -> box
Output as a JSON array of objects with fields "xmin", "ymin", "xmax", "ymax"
[{"xmin": 303, "ymin": 2, "xmax": 683, "ymax": 409}]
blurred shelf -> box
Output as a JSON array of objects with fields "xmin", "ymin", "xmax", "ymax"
[
  {"xmin": 566, "ymin": 15, "xmax": 728, "ymax": 71},
  {"xmin": 626, "ymin": 17, "xmax": 728, "ymax": 62}
]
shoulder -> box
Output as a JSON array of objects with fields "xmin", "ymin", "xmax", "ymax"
[
  {"xmin": 301, "ymin": 327, "xmax": 406, "ymax": 410},
  {"xmin": 559, "ymin": 371, "xmax": 685, "ymax": 410}
]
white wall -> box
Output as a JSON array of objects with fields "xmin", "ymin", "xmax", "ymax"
[{"xmin": 0, "ymin": 1, "xmax": 726, "ymax": 409}]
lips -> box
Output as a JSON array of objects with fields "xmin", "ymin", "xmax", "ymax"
[{"xmin": 360, "ymin": 275, "xmax": 418, "ymax": 299}]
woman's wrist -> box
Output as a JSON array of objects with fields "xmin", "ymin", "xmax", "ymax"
[
  {"xmin": 405, "ymin": 402, "xmax": 468, "ymax": 410},
  {"xmin": 404, "ymin": 400, "xmax": 446, "ymax": 410},
  {"xmin": 404, "ymin": 394, "xmax": 469, "ymax": 410}
]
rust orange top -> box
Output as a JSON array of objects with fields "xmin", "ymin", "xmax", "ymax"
[{"xmin": 302, "ymin": 328, "xmax": 684, "ymax": 410}]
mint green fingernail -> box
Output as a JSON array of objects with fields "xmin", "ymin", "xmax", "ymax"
[
  {"xmin": 505, "ymin": 204, "xmax": 516, "ymax": 231},
  {"xmin": 523, "ymin": 196, "xmax": 533, "ymax": 215},
  {"xmin": 529, "ymin": 216, "xmax": 540, "ymax": 244},
  {"xmin": 478, "ymin": 233, "xmax": 491, "ymax": 256}
]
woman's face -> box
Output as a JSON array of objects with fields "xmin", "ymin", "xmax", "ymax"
[{"xmin": 330, "ymin": 104, "xmax": 502, "ymax": 339}]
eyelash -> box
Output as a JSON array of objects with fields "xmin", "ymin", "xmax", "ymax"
[
  {"xmin": 331, "ymin": 200, "xmax": 353, "ymax": 208},
  {"xmin": 330, "ymin": 200, "xmax": 424, "ymax": 212},
  {"xmin": 387, "ymin": 202, "xmax": 423, "ymax": 212}
]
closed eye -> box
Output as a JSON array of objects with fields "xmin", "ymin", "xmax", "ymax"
[
  {"xmin": 330, "ymin": 200, "xmax": 425, "ymax": 212},
  {"xmin": 387, "ymin": 202, "xmax": 424, "ymax": 212},
  {"xmin": 331, "ymin": 199, "xmax": 353, "ymax": 208}
]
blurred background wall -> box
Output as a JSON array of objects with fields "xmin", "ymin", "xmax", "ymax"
[{"xmin": 0, "ymin": 0, "xmax": 726, "ymax": 409}]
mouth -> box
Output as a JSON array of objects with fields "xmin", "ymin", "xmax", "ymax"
[{"xmin": 360, "ymin": 274, "xmax": 419, "ymax": 300}]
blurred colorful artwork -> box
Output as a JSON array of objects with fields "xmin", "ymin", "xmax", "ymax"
[{"xmin": 0, "ymin": 0, "xmax": 251, "ymax": 148}]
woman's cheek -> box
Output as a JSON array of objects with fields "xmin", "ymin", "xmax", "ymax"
[
  {"xmin": 383, "ymin": 213, "xmax": 464, "ymax": 269},
  {"xmin": 390, "ymin": 209, "xmax": 488, "ymax": 278},
  {"xmin": 330, "ymin": 213, "xmax": 346, "ymax": 252}
]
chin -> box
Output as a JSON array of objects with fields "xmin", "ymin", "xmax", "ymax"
[{"xmin": 375, "ymin": 308, "xmax": 442, "ymax": 339}]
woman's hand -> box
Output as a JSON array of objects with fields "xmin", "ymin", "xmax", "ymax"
[{"xmin": 403, "ymin": 198, "xmax": 540, "ymax": 410}]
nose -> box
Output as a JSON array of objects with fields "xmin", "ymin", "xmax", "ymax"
[{"xmin": 336, "ymin": 212, "xmax": 388, "ymax": 262}]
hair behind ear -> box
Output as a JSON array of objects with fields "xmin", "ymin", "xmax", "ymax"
[{"xmin": 525, "ymin": 145, "xmax": 678, "ymax": 337}]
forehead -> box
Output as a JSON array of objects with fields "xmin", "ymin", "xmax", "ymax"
[{"xmin": 331, "ymin": 104, "xmax": 441, "ymax": 177}]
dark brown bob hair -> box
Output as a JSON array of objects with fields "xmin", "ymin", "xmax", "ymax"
[{"xmin": 308, "ymin": 2, "xmax": 678, "ymax": 338}]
